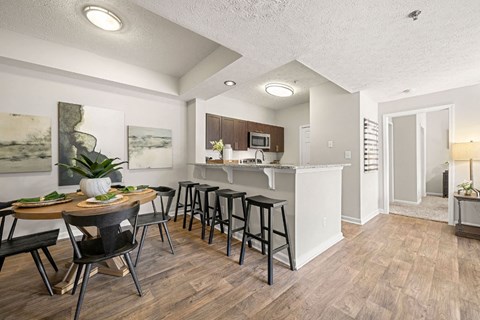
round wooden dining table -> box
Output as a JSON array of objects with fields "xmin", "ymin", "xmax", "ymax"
[{"xmin": 13, "ymin": 189, "xmax": 157, "ymax": 295}]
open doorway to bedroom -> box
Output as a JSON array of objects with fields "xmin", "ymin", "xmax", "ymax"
[{"xmin": 383, "ymin": 105, "xmax": 454, "ymax": 223}]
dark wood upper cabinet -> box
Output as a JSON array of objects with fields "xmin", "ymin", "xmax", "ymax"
[
  {"xmin": 270, "ymin": 126, "xmax": 285, "ymax": 152},
  {"xmin": 206, "ymin": 113, "xmax": 221, "ymax": 149},
  {"xmin": 233, "ymin": 119, "xmax": 247, "ymax": 150},
  {"xmin": 247, "ymin": 121, "xmax": 267, "ymax": 134},
  {"xmin": 206, "ymin": 113, "xmax": 283, "ymax": 152},
  {"xmin": 221, "ymin": 117, "xmax": 235, "ymax": 146}
]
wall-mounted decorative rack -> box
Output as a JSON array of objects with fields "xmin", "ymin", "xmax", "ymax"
[{"xmin": 364, "ymin": 118, "xmax": 379, "ymax": 172}]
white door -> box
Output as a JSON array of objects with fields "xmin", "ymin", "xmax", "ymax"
[{"xmin": 300, "ymin": 125, "xmax": 311, "ymax": 165}]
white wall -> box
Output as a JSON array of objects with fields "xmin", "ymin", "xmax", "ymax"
[
  {"xmin": 310, "ymin": 82, "xmax": 361, "ymax": 220},
  {"xmin": 276, "ymin": 102, "xmax": 309, "ymax": 165},
  {"xmin": 379, "ymin": 83, "xmax": 480, "ymax": 224},
  {"xmin": 392, "ymin": 115, "xmax": 418, "ymax": 203},
  {"xmin": 426, "ymin": 109, "xmax": 449, "ymax": 194},
  {"xmin": 0, "ymin": 62, "xmax": 187, "ymax": 239},
  {"xmin": 359, "ymin": 92, "xmax": 379, "ymax": 222}
]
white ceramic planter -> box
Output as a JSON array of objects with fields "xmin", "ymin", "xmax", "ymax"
[{"xmin": 79, "ymin": 177, "xmax": 111, "ymax": 197}]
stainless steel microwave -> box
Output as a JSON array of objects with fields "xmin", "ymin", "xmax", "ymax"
[{"xmin": 249, "ymin": 132, "xmax": 270, "ymax": 149}]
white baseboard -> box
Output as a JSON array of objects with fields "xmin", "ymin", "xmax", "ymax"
[
  {"xmin": 392, "ymin": 199, "xmax": 421, "ymax": 205},
  {"xmin": 426, "ymin": 192, "xmax": 443, "ymax": 197},
  {"xmin": 342, "ymin": 209, "xmax": 380, "ymax": 226},
  {"xmin": 362, "ymin": 209, "xmax": 380, "ymax": 225},
  {"xmin": 341, "ymin": 215, "xmax": 362, "ymax": 225},
  {"xmin": 295, "ymin": 233, "xmax": 344, "ymax": 269},
  {"xmin": 454, "ymin": 220, "xmax": 480, "ymax": 228}
]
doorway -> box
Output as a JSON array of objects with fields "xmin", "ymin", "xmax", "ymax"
[{"xmin": 383, "ymin": 105, "xmax": 455, "ymax": 224}]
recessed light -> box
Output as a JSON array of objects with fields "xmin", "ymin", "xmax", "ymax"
[
  {"xmin": 224, "ymin": 80, "xmax": 236, "ymax": 86},
  {"xmin": 265, "ymin": 83, "xmax": 294, "ymax": 97},
  {"xmin": 84, "ymin": 6, "xmax": 122, "ymax": 31}
]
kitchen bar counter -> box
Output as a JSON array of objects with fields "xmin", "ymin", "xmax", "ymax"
[{"xmin": 189, "ymin": 162, "xmax": 347, "ymax": 269}]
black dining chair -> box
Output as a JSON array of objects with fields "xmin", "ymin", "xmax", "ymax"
[
  {"xmin": 63, "ymin": 201, "xmax": 143, "ymax": 320},
  {"xmin": 131, "ymin": 186, "xmax": 175, "ymax": 267},
  {"xmin": 0, "ymin": 201, "xmax": 59, "ymax": 296}
]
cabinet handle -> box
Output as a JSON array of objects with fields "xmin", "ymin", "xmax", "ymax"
[
  {"xmin": 276, "ymin": 145, "xmax": 278, "ymax": 152},
  {"xmin": 235, "ymin": 142, "xmax": 238, "ymax": 149}
]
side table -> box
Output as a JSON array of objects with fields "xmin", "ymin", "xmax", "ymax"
[{"xmin": 454, "ymin": 193, "xmax": 480, "ymax": 240}]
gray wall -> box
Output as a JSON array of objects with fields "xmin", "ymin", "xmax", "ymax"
[
  {"xmin": 393, "ymin": 115, "xmax": 418, "ymax": 202},
  {"xmin": 426, "ymin": 109, "xmax": 449, "ymax": 194}
]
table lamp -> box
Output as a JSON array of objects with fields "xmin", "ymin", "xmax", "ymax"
[{"xmin": 452, "ymin": 141, "xmax": 480, "ymax": 196}]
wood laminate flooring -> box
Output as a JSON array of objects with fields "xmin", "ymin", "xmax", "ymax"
[{"xmin": 1, "ymin": 213, "xmax": 479, "ymax": 319}]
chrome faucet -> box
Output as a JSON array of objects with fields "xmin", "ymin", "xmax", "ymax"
[{"xmin": 254, "ymin": 149, "xmax": 265, "ymax": 164}]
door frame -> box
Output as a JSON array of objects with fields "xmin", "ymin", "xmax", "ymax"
[{"xmin": 382, "ymin": 104, "xmax": 455, "ymax": 224}]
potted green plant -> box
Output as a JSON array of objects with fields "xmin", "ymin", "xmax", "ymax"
[
  {"xmin": 210, "ymin": 139, "xmax": 224, "ymax": 159},
  {"xmin": 458, "ymin": 180, "xmax": 474, "ymax": 196},
  {"xmin": 56, "ymin": 154, "xmax": 127, "ymax": 197}
]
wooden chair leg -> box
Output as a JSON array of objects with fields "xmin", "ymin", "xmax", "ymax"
[
  {"xmin": 267, "ymin": 209, "xmax": 273, "ymax": 285},
  {"xmin": 30, "ymin": 249, "xmax": 53, "ymax": 296},
  {"xmin": 124, "ymin": 253, "xmax": 143, "ymax": 297},
  {"xmin": 209, "ymin": 195, "xmax": 220, "ymax": 244},
  {"xmin": 41, "ymin": 247, "xmax": 58, "ymax": 272},
  {"xmin": 72, "ymin": 264, "xmax": 84, "ymax": 295},
  {"xmin": 135, "ymin": 226, "xmax": 148, "ymax": 267},
  {"xmin": 75, "ymin": 263, "xmax": 92, "ymax": 320}
]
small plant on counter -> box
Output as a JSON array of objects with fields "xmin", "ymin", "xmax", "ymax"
[{"xmin": 210, "ymin": 139, "xmax": 224, "ymax": 159}]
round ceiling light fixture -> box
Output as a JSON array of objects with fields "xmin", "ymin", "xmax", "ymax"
[
  {"xmin": 224, "ymin": 80, "xmax": 236, "ymax": 86},
  {"xmin": 83, "ymin": 6, "xmax": 123, "ymax": 31},
  {"xmin": 265, "ymin": 83, "xmax": 294, "ymax": 97}
]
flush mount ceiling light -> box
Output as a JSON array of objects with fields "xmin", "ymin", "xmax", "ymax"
[
  {"xmin": 224, "ymin": 80, "xmax": 236, "ymax": 86},
  {"xmin": 265, "ymin": 83, "xmax": 294, "ymax": 97},
  {"xmin": 84, "ymin": 6, "xmax": 122, "ymax": 31}
]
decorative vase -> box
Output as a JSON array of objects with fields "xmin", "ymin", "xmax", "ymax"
[{"xmin": 79, "ymin": 177, "xmax": 111, "ymax": 197}]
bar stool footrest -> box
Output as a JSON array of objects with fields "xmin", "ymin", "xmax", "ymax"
[{"xmin": 272, "ymin": 244, "xmax": 289, "ymax": 254}]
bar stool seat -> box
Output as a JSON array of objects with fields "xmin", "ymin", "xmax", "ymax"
[
  {"xmin": 245, "ymin": 195, "xmax": 287, "ymax": 208},
  {"xmin": 209, "ymin": 189, "xmax": 250, "ymax": 256},
  {"xmin": 239, "ymin": 195, "xmax": 294, "ymax": 285},
  {"xmin": 190, "ymin": 184, "xmax": 219, "ymax": 239},
  {"xmin": 174, "ymin": 181, "xmax": 199, "ymax": 228}
]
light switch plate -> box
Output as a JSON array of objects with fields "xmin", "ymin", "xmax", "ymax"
[
  {"xmin": 328, "ymin": 141, "xmax": 333, "ymax": 148},
  {"xmin": 345, "ymin": 150, "xmax": 352, "ymax": 159}
]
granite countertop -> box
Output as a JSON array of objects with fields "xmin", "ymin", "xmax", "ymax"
[{"xmin": 193, "ymin": 163, "xmax": 350, "ymax": 170}]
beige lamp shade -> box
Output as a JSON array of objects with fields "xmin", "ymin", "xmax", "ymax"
[{"xmin": 452, "ymin": 141, "xmax": 480, "ymax": 160}]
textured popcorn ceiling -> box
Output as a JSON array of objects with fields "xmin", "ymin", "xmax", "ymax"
[
  {"xmin": 224, "ymin": 60, "xmax": 328, "ymax": 109},
  {"xmin": 0, "ymin": 0, "xmax": 219, "ymax": 77},
  {"xmin": 133, "ymin": 0, "xmax": 480, "ymax": 101},
  {"xmin": 1, "ymin": 0, "xmax": 479, "ymax": 101}
]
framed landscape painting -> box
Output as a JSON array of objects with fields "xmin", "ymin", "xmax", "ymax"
[
  {"xmin": 58, "ymin": 102, "xmax": 125, "ymax": 186},
  {"xmin": 128, "ymin": 126, "xmax": 173, "ymax": 169},
  {"xmin": 0, "ymin": 113, "xmax": 51, "ymax": 173}
]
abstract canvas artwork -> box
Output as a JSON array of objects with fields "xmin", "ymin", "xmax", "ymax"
[
  {"xmin": 128, "ymin": 126, "xmax": 172, "ymax": 169},
  {"xmin": 58, "ymin": 102, "xmax": 125, "ymax": 186},
  {"xmin": 0, "ymin": 113, "xmax": 51, "ymax": 173}
]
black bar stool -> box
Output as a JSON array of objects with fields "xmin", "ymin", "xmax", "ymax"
[
  {"xmin": 189, "ymin": 184, "xmax": 219, "ymax": 239},
  {"xmin": 239, "ymin": 195, "xmax": 294, "ymax": 285},
  {"xmin": 174, "ymin": 181, "xmax": 199, "ymax": 229},
  {"xmin": 208, "ymin": 189, "xmax": 251, "ymax": 256}
]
